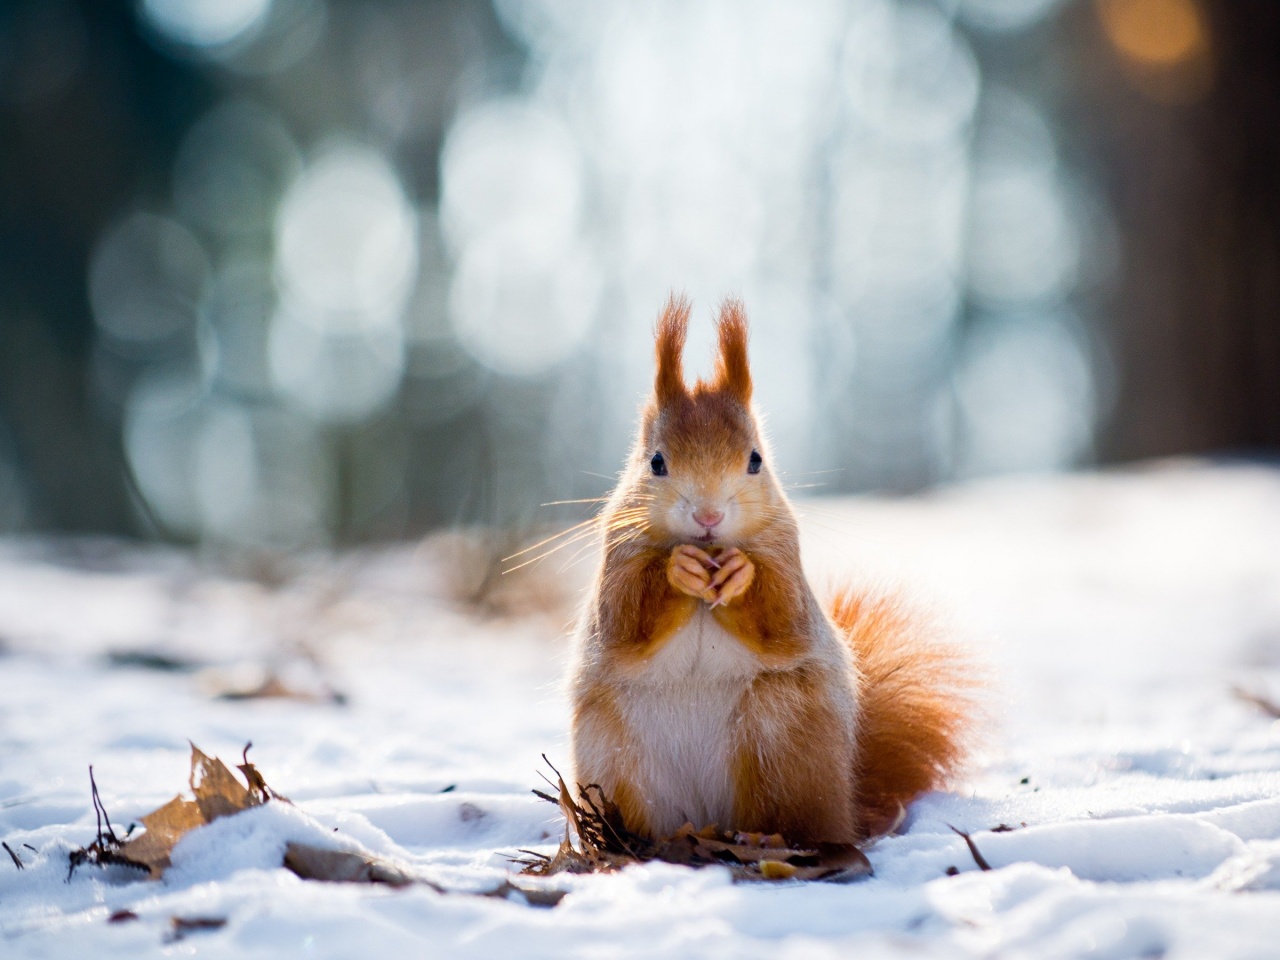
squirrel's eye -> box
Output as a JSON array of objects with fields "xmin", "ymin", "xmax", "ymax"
[
  {"xmin": 650, "ymin": 451, "xmax": 667, "ymax": 476},
  {"xmin": 747, "ymin": 449, "xmax": 763, "ymax": 475}
]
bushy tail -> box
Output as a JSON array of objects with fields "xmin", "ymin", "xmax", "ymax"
[{"xmin": 828, "ymin": 588, "xmax": 979, "ymax": 839}]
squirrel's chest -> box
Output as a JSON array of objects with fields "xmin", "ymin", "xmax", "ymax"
[
  {"xmin": 616, "ymin": 609, "xmax": 761, "ymax": 834},
  {"xmin": 636, "ymin": 605, "xmax": 762, "ymax": 686}
]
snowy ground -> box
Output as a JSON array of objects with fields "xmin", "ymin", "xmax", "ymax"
[{"xmin": 3, "ymin": 460, "xmax": 1280, "ymax": 958}]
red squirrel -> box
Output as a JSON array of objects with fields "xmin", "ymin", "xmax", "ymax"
[{"xmin": 569, "ymin": 295, "xmax": 975, "ymax": 844}]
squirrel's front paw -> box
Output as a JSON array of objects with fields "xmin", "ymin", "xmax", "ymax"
[
  {"xmin": 709, "ymin": 548, "xmax": 755, "ymax": 607},
  {"xmin": 667, "ymin": 545, "xmax": 718, "ymax": 603}
]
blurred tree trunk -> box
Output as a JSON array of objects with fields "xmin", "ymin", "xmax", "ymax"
[{"xmin": 1087, "ymin": 2, "xmax": 1280, "ymax": 461}]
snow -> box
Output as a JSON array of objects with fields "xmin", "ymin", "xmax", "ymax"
[{"xmin": 3, "ymin": 460, "xmax": 1280, "ymax": 957}]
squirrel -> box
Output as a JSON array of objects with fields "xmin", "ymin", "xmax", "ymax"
[{"xmin": 569, "ymin": 295, "xmax": 975, "ymax": 845}]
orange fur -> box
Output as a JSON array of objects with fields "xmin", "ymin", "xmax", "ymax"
[
  {"xmin": 829, "ymin": 589, "xmax": 978, "ymax": 838},
  {"xmin": 731, "ymin": 665, "xmax": 857, "ymax": 842},
  {"xmin": 712, "ymin": 298, "xmax": 752, "ymax": 402},
  {"xmin": 594, "ymin": 542, "xmax": 699, "ymax": 665},
  {"xmin": 708, "ymin": 542, "xmax": 809, "ymax": 666},
  {"xmin": 570, "ymin": 295, "xmax": 977, "ymax": 848},
  {"xmin": 654, "ymin": 294, "xmax": 691, "ymax": 406},
  {"xmin": 571, "ymin": 684, "xmax": 654, "ymax": 835}
]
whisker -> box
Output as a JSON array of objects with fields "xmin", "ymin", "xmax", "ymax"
[
  {"xmin": 503, "ymin": 530, "xmax": 601, "ymax": 574},
  {"xmin": 777, "ymin": 468, "xmax": 847, "ymax": 479},
  {"xmin": 502, "ymin": 518, "xmax": 598, "ymax": 562},
  {"xmin": 557, "ymin": 539, "xmax": 604, "ymax": 574}
]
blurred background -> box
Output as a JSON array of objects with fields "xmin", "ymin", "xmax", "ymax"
[{"xmin": 0, "ymin": 0, "xmax": 1276, "ymax": 549}]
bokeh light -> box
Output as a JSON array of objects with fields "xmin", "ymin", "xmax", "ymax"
[
  {"xmin": 172, "ymin": 101, "xmax": 301, "ymax": 238},
  {"xmin": 448, "ymin": 233, "xmax": 600, "ymax": 377},
  {"xmin": 842, "ymin": 1, "xmax": 980, "ymax": 145},
  {"xmin": 967, "ymin": 91, "xmax": 1079, "ymax": 307},
  {"xmin": 201, "ymin": 259, "xmax": 277, "ymax": 397},
  {"xmin": 275, "ymin": 143, "xmax": 418, "ymax": 330},
  {"xmin": 268, "ymin": 142, "xmax": 417, "ymax": 423},
  {"xmin": 70, "ymin": 0, "xmax": 1114, "ymax": 544},
  {"xmin": 440, "ymin": 101, "xmax": 597, "ymax": 376},
  {"xmin": 89, "ymin": 213, "xmax": 209, "ymax": 346},
  {"xmin": 123, "ymin": 369, "xmax": 209, "ymax": 535},
  {"xmin": 959, "ymin": 0, "xmax": 1065, "ymax": 33},
  {"xmin": 1096, "ymin": 0, "xmax": 1206, "ymax": 67},
  {"xmin": 439, "ymin": 102, "xmax": 583, "ymax": 259},
  {"xmin": 267, "ymin": 305, "xmax": 407, "ymax": 422},
  {"xmin": 954, "ymin": 312, "xmax": 1096, "ymax": 475},
  {"xmin": 139, "ymin": 0, "xmax": 272, "ymax": 49}
]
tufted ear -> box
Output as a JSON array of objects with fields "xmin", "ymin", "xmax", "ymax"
[
  {"xmin": 713, "ymin": 298, "xmax": 752, "ymax": 403},
  {"xmin": 654, "ymin": 294, "xmax": 691, "ymax": 406}
]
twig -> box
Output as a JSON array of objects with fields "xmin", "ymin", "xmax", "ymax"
[
  {"xmin": 948, "ymin": 825, "xmax": 992, "ymax": 871},
  {"xmin": 89, "ymin": 766, "xmax": 120, "ymax": 845},
  {"xmin": 1232, "ymin": 686, "xmax": 1280, "ymax": 718},
  {"xmin": 67, "ymin": 768, "xmax": 147, "ymax": 881},
  {"xmin": 2, "ymin": 841, "xmax": 23, "ymax": 870}
]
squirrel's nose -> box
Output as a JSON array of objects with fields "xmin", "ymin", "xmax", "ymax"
[{"xmin": 693, "ymin": 507, "xmax": 724, "ymax": 529}]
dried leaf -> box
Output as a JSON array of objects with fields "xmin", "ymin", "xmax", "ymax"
[
  {"xmin": 283, "ymin": 843, "xmax": 422, "ymax": 889},
  {"xmin": 758, "ymin": 860, "xmax": 798, "ymax": 880},
  {"xmin": 237, "ymin": 743, "xmax": 289, "ymax": 805},
  {"xmin": 119, "ymin": 796, "xmax": 205, "ymax": 878},
  {"xmin": 106, "ymin": 650, "xmax": 199, "ymax": 673},
  {"xmin": 863, "ymin": 801, "xmax": 907, "ymax": 840},
  {"xmin": 77, "ymin": 743, "xmax": 264, "ymax": 881},
  {"xmin": 212, "ymin": 672, "xmax": 346, "ymax": 705},
  {"xmin": 522, "ymin": 762, "xmax": 872, "ymax": 883},
  {"xmin": 481, "ymin": 878, "xmax": 568, "ymax": 908},
  {"xmin": 189, "ymin": 744, "xmax": 256, "ymax": 822},
  {"xmin": 167, "ymin": 916, "xmax": 226, "ymax": 942}
]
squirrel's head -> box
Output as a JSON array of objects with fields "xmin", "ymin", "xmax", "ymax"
[{"xmin": 624, "ymin": 295, "xmax": 788, "ymax": 548}]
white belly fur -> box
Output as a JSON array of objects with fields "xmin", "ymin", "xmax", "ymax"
[{"xmin": 616, "ymin": 607, "xmax": 762, "ymax": 836}]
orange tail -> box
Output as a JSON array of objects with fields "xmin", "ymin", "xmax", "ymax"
[{"xmin": 828, "ymin": 588, "xmax": 979, "ymax": 838}]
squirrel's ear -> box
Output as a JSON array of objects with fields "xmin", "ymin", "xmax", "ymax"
[
  {"xmin": 654, "ymin": 294, "xmax": 691, "ymax": 405},
  {"xmin": 714, "ymin": 298, "xmax": 752, "ymax": 403}
]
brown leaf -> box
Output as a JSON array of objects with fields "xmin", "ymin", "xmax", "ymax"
[
  {"xmin": 1233, "ymin": 685, "xmax": 1280, "ymax": 718},
  {"xmin": 167, "ymin": 916, "xmax": 226, "ymax": 942},
  {"xmin": 808, "ymin": 842, "xmax": 873, "ymax": 874},
  {"xmin": 283, "ymin": 842, "xmax": 422, "ymax": 889},
  {"xmin": 237, "ymin": 743, "xmax": 289, "ymax": 805},
  {"xmin": 758, "ymin": 860, "xmax": 798, "ymax": 880},
  {"xmin": 113, "ymin": 743, "xmax": 267, "ymax": 879},
  {"xmin": 522, "ymin": 762, "xmax": 872, "ymax": 883},
  {"xmin": 862, "ymin": 801, "xmax": 907, "ymax": 840},
  {"xmin": 690, "ymin": 836, "xmax": 811, "ymax": 863},
  {"xmin": 734, "ymin": 831, "xmax": 786, "ymax": 848},
  {"xmin": 119, "ymin": 795, "xmax": 205, "ymax": 878},
  {"xmin": 189, "ymin": 744, "xmax": 257, "ymax": 822},
  {"xmin": 212, "ymin": 672, "xmax": 346, "ymax": 705},
  {"xmin": 481, "ymin": 878, "xmax": 568, "ymax": 908}
]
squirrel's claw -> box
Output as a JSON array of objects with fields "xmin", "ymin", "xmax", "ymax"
[
  {"xmin": 709, "ymin": 549, "xmax": 755, "ymax": 606},
  {"xmin": 669, "ymin": 545, "xmax": 754, "ymax": 606},
  {"xmin": 677, "ymin": 544, "xmax": 721, "ymax": 569},
  {"xmin": 667, "ymin": 545, "xmax": 714, "ymax": 599}
]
